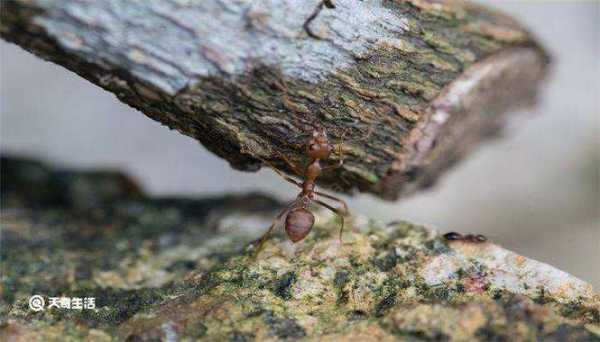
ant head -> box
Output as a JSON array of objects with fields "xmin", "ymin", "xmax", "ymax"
[
  {"xmin": 311, "ymin": 129, "xmax": 328, "ymax": 143},
  {"xmin": 307, "ymin": 129, "xmax": 331, "ymax": 159}
]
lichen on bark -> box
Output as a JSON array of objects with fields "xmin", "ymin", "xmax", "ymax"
[{"xmin": 0, "ymin": 0, "xmax": 549, "ymax": 199}]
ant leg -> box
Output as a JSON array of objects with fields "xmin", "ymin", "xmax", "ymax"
[
  {"xmin": 273, "ymin": 150, "xmax": 304, "ymax": 177},
  {"xmin": 322, "ymin": 128, "xmax": 348, "ymax": 171},
  {"xmin": 243, "ymin": 143, "xmax": 301, "ymax": 187},
  {"xmin": 315, "ymin": 191, "xmax": 348, "ymax": 215},
  {"xmin": 253, "ymin": 201, "xmax": 297, "ymax": 255},
  {"xmin": 256, "ymin": 156, "xmax": 302, "ymax": 188},
  {"xmin": 314, "ymin": 199, "xmax": 345, "ymax": 242}
]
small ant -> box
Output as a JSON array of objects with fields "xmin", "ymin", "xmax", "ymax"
[
  {"xmin": 251, "ymin": 128, "xmax": 349, "ymax": 252},
  {"xmin": 443, "ymin": 232, "xmax": 487, "ymax": 243}
]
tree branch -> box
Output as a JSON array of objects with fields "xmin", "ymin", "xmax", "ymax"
[{"xmin": 0, "ymin": 0, "xmax": 549, "ymax": 199}]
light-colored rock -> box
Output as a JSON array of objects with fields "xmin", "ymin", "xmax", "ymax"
[{"xmin": 1, "ymin": 157, "xmax": 597, "ymax": 341}]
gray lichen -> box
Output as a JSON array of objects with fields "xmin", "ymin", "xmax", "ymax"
[
  {"xmin": 35, "ymin": 0, "xmax": 414, "ymax": 93},
  {"xmin": 0, "ymin": 0, "xmax": 550, "ymax": 199}
]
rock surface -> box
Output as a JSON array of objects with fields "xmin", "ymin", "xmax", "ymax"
[{"xmin": 1, "ymin": 156, "xmax": 598, "ymax": 341}]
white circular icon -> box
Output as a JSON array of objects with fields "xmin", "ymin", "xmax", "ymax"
[{"xmin": 29, "ymin": 295, "xmax": 45, "ymax": 311}]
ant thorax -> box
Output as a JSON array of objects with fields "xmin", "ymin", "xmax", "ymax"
[{"xmin": 305, "ymin": 162, "xmax": 322, "ymax": 180}]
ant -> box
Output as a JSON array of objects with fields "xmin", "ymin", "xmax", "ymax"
[
  {"xmin": 250, "ymin": 128, "xmax": 349, "ymax": 253},
  {"xmin": 443, "ymin": 232, "xmax": 487, "ymax": 243}
]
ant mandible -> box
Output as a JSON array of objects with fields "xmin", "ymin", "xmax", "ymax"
[{"xmin": 252, "ymin": 128, "xmax": 349, "ymax": 252}]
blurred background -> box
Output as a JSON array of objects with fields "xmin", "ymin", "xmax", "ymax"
[{"xmin": 1, "ymin": 1, "xmax": 598, "ymax": 287}]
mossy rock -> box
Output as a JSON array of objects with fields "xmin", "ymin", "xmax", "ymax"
[{"xmin": 1, "ymin": 156, "xmax": 598, "ymax": 341}]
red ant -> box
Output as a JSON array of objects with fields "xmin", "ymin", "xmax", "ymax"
[
  {"xmin": 443, "ymin": 232, "xmax": 487, "ymax": 243},
  {"xmin": 250, "ymin": 128, "xmax": 349, "ymax": 252}
]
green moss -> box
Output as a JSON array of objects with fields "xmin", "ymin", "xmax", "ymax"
[
  {"xmin": 262, "ymin": 311, "xmax": 306, "ymax": 340},
  {"xmin": 333, "ymin": 271, "xmax": 350, "ymax": 305},
  {"xmin": 418, "ymin": 283, "xmax": 452, "ymax": 302},
  {"xmin": 372, "ymin": 249, "xmax": 399, "ymax": 272},
  {"xmin": 228, "ymin": 331, "xmax": 255, "ymax": 342},
  {"xmin": 475, "ymin": 325, "xmax": 512, "ymax": 341},
  {"xmin": 424, "ymin": 238, "xmax": 452, "ymax": 255},
  {"xmin": 270, "ymin": 271, "xmax": 297, "ymax": 301},
  {"xmin": 560, "ymin": 301, "xmax": 600, "ymax": 324},
  {"xmin": 374, "ymin": 293, "xmax": 397, "ymax": 317}
]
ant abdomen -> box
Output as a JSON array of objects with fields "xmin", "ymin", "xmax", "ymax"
[
  {"xmin": 443, "ymin": 232, "xmax": 462, "ymax": 241},
  {"xmin": 285, "ymin": 208, "xmax": 315, "ymax": 242}
]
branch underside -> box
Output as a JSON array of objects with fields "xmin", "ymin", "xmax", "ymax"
[{"xmin": 0, "ymin": 0, "xmax": 549, "ymax": 200}]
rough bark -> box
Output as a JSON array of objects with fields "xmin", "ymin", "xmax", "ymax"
[
  {"xmin": 0, "ymin": 0, "xmax": 549, "ymax": 199},
  {"xmin": 2, "ymin": 156, "xmax": 598, "ymax": 341}
]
